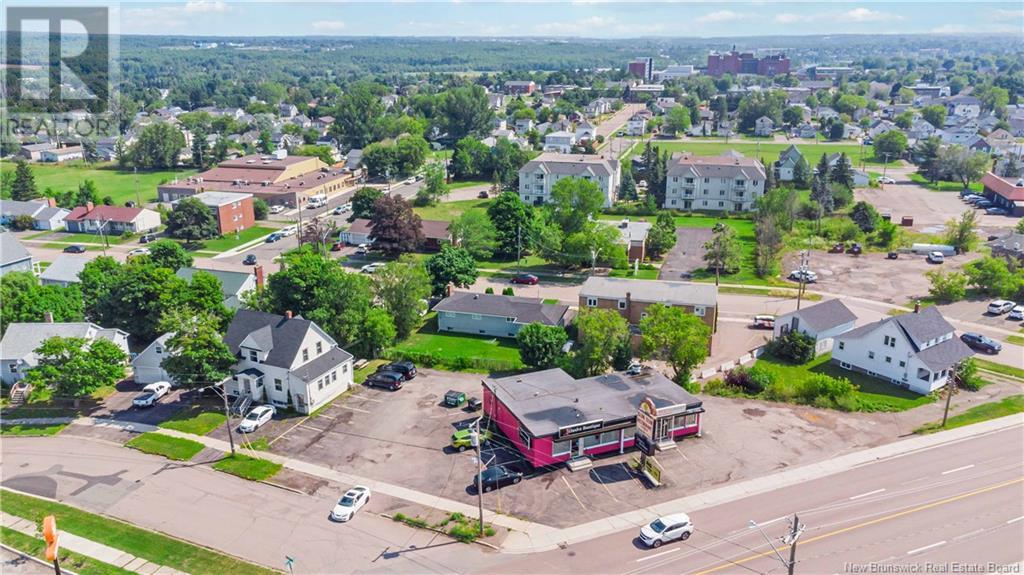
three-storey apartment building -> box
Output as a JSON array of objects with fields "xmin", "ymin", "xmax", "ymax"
[
  {"xmin": 664, "ymin": 152, "xmax": 766, "ymax": 212},
  {"xmin": 518, "ymin": 152, "xmax": 621, "ymax": 208}
]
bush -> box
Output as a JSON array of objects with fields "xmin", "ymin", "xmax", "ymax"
[
  {"xmin": 724, "ymin": 365, "xmax": 775, "ymax": 393},
  {"xmin": 121, "ymin": 230, "xmax": 135, "ymax": 239},
  {"xmin": 10, "ymin": 214, "xmax": 35, "ymax": 231},
  {"xmin": 502, "ymin": 287, "xmax": 514, "ymax": 296},
  {"xmin": 796, "ymin": 373, "xmax": 858, "ymax": 410},
  {"xmin": 822, "ymin": 218, "xmax": 862, "ymax": 242},
  {"xmin": 766, "ymin": 331, "xmax": 816, "ymax": 364},
  {"xmin": 957, "ymin": 359, "xmax": 984, "ymax": 392},
  {"xmin": 484, "ymin": 287, "xmax": 494, "ymax": 294},
  {"xmin": 253, "ymin": 198, "xmax": 269, "ymax": 220}
]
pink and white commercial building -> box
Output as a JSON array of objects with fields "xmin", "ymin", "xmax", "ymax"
[{"xmin": 482, "ymin": 368, "xmax": 704, "ymax": 468}]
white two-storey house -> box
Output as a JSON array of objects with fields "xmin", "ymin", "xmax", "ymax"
[
  {"xmin": 831, "ymin": 306, "xmax": 973, "ymax": 395},
  {"xmin": 517, "ymin": 152, "xmax": 621, "ymax": 208},
  {"xmin": 664, "ymin": 152, "xmax": 766, "ymax": 212},
  {"xmin": 224, "ymin": 310, "xmax": 354, "ymax": 415}
]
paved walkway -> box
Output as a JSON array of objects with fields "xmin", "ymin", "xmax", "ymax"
[{"xmin": 1, "ymin": 511, "xmax": 187, "ymax": 575}]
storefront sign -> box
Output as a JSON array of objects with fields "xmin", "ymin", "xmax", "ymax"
[
  {"xmin": 634, "ymin": 432, "xmax": 655, "ymax": 457},
  {"xmin": 635, "ymin": 397, "xmax": 657, "ymax": 440},
  {"xmin": 558, "ymin": 419, "xmax": 603, "ymax": 438}
]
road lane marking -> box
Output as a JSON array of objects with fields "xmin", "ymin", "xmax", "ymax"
[
  {"xmin": 941, "ymin": 464, "xmax": 975, "ymax": 475},
  {"xmin": 953, "ymin": 528, "xmax": 985, "ymax": 541},
  {"xmin": 636, "ymin": 549, "xmax": 678, "ymax": 563},
  {"xmin": 907, "ymin": 541, "xmax": 946, "ymax": 555},
  {"xmin": 691, "ymin": 477, "xmax": 1024, "ymax": 575},
  {"xmin": 849, "ymin": 488, "xmax": 886, "ymax": 500},
  {"xmin": 1007, "ymin": 516, "xmax": 1024, "ymax": 524},
  {"xmin": 561, "ymin": 476, "xmax": 588, "ymax": 512},
  {"xmin": 757, "ymin": 516, "xmax": 788, "ymax": 527}
]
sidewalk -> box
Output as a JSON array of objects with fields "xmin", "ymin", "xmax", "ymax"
[{"xmin": 1, "ymin": 511, "xmax": 187, "ymax": 575}]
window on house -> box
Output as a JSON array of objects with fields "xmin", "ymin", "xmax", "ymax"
[
  {"xmin": 332, "ymin": 371, "xmax": 337, "ymax": 382},
  {"xmin": 885, "ymin": 356, "xmax": 892, "ymax": 363},
  {"xmin": 506, "ymin": 317, "xmax": 514, "ymax": 322},
  {"xmin": 155, "ymin": 346, "xmax": 163, "ymax": 354},
  {"xmin": 316, "ymin": 342, "xmax": 322, "ymax": 355},
  {"xmin": 868, "ymin": 351, "xmax": 875, "ymax": 359},
  {"xmin": 704, "ymin": 178, "xmax": 709, "ymax": 183},
  {"xmin": 694, "ymin": 306, "xmax": 705, "ymax": 317},
  {"xmin": 899, "ymin": 360, "xmax": 906, "ymax": 367},
  {"xmin": 302, "ymin": 349, "xmax": 309, "ymax": 362},
  {"xmin": 617, "ymin": 300, "xmax": 627, "ymax": 310},
  {"xmin": 317, "ymin": 379, "xmax": 324, "ymax": 390},
  {"xmin": 641, "ymin": 313, "xmax": 648, "ymax": 320},
  {"xmin": 342, "ymin": 363, "xmax": 348, "ymax": 373},
  {"xmin": 274, "ymin": 378, "xmax": 283, "ymax": 391},
  {"xmin": 735, "ymin": 179, "xmax": 745, "ymax": 186},
  {"xmin": 586, "ymin": 297, "xmax": 597, "ymax": 307},
  {"xmin": 685, "ymin": 178, "xmax": 694, "ymax": 184},
  {"xmin": 255, "ymin": 377, "xmax": 263, "ymax": 388},
  {"xmin": 838, "ymin": 341, "xmax": 845, "ymax": 350},
  {"xmin": 248, "ymin": 350, "xmax": 258, "ymax": 361},
  {"xmin": 670, "ymin": 199, "xmax": 676, "ymax": 206}
]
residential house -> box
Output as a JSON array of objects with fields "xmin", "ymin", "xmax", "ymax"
[
  {"xmin": 579, "ymin": 277, "xmax": 719, "ymax": 349},
  {"xmin": 981, "ymin": 172, "xmax": 1024, "ymax": 216},
  {"xmin": 188, "ymin": 191, "xmax": 256, "ymax": 235},
  {"xmin": 815, "ymin": 107, "xmax": 840, "ymax": 122},
  {"xmin": 291, "ymin": 114, "xmax": 312, "ymax": 129},
  {"xmin": 515, "ymin": 118, "xmax": 535, "ymax": 134},
  {"xmin": 794, "ymin": 123, "xmax": 818, "ymax": 139},
  {"xmin": 39, "ymin": 255, "xmax": 89, "ymax": 287},
  {"xmin": 947, "ymin": 95, "xmax": 981, "ymax": 119},
  {"xmin": 987, "ymin": 233, "xmax": 1024, "ymax": 263},
  {"xmin": 544, "ymin": 131, "xmax": 577, "ymax": 154},
  {"xmin": 0, "ymin": 199, "xmax": 69, "ymax": 230},
  {"xmin": 910, "ymin": 84, "xmax": 950, "ymax": 99},
  {"xmin": 575, "ymin": 120, "xmax": 596, "ymax": 142},
  {"xmin": 40, "ymin": 146, "xmax": 84, "ymax": 163},
  {"xmin": 907, "ymin": 119, "xmax": 937, "ymax": 141},
  {"xmin": 223, "ymin": 310, "xmax": 354, "ymax": 415},
  {"xmin": 131, "ymin": 333, "xmax": 174, "ymax": 385},
  {"xmin": 176, "ymin": 266, "xmax": 260, "ymax": 309},
  {"xmin": 937, "ymin": 128, "xmax": 979, "ymax": 146},
  {"xmin": 754, "ymin": 116, "xmax": 775, "ymax": 137},
  {"xmin": 831, "ymin": 306, "xmax": 973, "ymax": 395},
  {"xmin": 339, "ymin": 218, "xmax": 452, "ymax": 251},
  {"xmin": 627, "ymin": 114, "xmax": 647, "ymax": 136},
  {"xmin": 19, "ymin": 142, "xmax": 56, "ymax": 161},
  {"xmin": 278, "ymin": 103, "xmax": 298, "ymax": 118},
  {"xmin": 966, "ymin": 136, "xmax": 992, "ymax": 154},
  {"xmin": 842, "ymin": 123, "xmax": 863, "ymax": 140},
  {"xmin": 435, "ymin": 291, "xmax": 571, "ymax": 339},
  {"xmin": 774, "ymin": 299, "xmax": 857, "ymax": 356},
  {"xmin": 0, "ymin": 320, "xmax": 130, "ymax": 385},
  {"xmin": 775, "ymin": 145, "xmax": 805, "ymax": 182},
  {"xmin": 867, "ymin": 120, "xmax": 897, "ymax": 140},
  {"xmin": 604, "ymin": 219, "xmax": 650, "ymax": 263},
  {"xmin": 664, "ymin": 152, "xmax": 766, "ymax": 212},
  {"xmin": 0, "ymin": 234, "xmax": 33, "ymax": 278},
  {"xmin": 518, "ymin": 153, "xmax": 621, "ymax": 208},
  {"xmin": 487, "ymin": 93, "xmax": 506, "ymax": 110},
  {"xmin": 64, "ymin": 204, "xmax": 161, "ymax": 235},
  {"xmin": 585, "ymin": 98, "xmax": 613, "ymax": 117}
]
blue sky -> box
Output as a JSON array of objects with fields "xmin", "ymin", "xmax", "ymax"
[{"xmin": 42, "ymin": 1, "xmax": 1024, "ymax": 37}]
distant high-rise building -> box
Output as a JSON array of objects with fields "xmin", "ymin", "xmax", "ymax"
[
  {"xmin": 706, "ymin": 48, "xmax": 789, "ymax": 77},
  {"xmin": 628, "ymin": 58, "xmax": 653, "ymax": 82}
]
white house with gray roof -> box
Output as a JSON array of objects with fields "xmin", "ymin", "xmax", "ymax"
[
  {"xmin": 131, "ymin": 333, "xmax": 174, "ymax": 385},
  {"xmin": 0, "ymin": 321, "xmax": 130, "ymax": 385},
  {"xmin": 435, "ymin": 291, "xmax": 571, "ymax": 339},
  {"xmin": 518, "ymin": 152, "xmax": 621, "ymax": 208},
  {"xmin": 223, "ymin": 310, "xmax": 354, "ymax": 415},
  {"xmin": 664, "ymin": 152, "xmax": 766, "ymax": 212},
  {"xmin": 175, "ymin": 267, "xmax": 257, "ymax": 310},
  {"xmin": 831, "ymin": 306, "xmax": 973, "ymax": 395},
  {"xmin": 39, "ymin": 255, "xmax": 89, "ymax": 287},
  {"xmin": 774, "ymin": 299, "xmax": 857, "ymax": 356},
  {"xmin": 0, "ymin": 234, "xmax": 33, "ymax": 278},
  {"xmin": 0, "ymin": 199, "xmax": 69, "ymax": 230}
]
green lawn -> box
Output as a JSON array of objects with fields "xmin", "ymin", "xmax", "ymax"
[
  {"xmin": 754, "ymin": 353, "xmax": 937, "ymax": 412},
  {"xmin": 0, "ymin": 490, "xmax": 277, "ymax": 575},
  {"xmin": 635, "ymin": 141, "xmax": 897, "ymax": 167},
  {"xmin": 908, "ymin": 172, "xmax": 983, "ymax": 193},
  {"xmin": 157, "ymin": 406, "xmax": 226, "ymax": 436},
  {"xmin": 0, "ymin": 423, "xmax": 68, "ymax": 436},
  {"xmin": 609, "ymin": 267, "xmax": 660, "ymax": 280},
  {"xmin": 212, "ymin": 454, "xmax": 282, "ymax": 481},
  {"xmin": 2, "ymin": 527, "xmax": 133, "ymax": 575},
  {"xmin": 975, "ymin": 359, "xmax": 1024, "ymax": 381},
  {"xmin": 45, "ymin": 231, "xmax": 131, "ymax": 245},
  {"xmin": 354, "ymin": 359, "xmax": 388, "ymax": 384},
  {"xmin": 125, "ymin": 433, "xmax": 205, "ymax": 461},
  {"xmin": 390, "ymin": 313, "xmax": 525, "ymax": 372},
  {"xmin": 449, "ymin": 180, "xmax": 490, "ymax": 190},
  {"xmin": 413, "ymin": 198, "xmax": 492, "ymax": 222},
  {"xmin": 1005, "ymin": 335, "xmax": 1024, "ymax": 346},
  {"xmin": 0, "ymin": 162, "xmax": 196, "ymax": 206},
  {"xmin": 916, "ymin": 395, "xmax": 1024, "ymax": 434},
  {"xmin": 190, "ymin": 226, "xmax": 277, "ymax": 253}
]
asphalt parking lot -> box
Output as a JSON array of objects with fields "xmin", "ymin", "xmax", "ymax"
[
  {"xmin": 659, "ymin": 228, "xmax": 713, "ymax": 281},
  {"xmin": 93, "ymin": 380, "xmax": 190, "ymax": 425},
  {"xmin": 855, "ymin": 182, "xmax": 1019, "ymax": 235}
]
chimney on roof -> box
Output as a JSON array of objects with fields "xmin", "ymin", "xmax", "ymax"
[
  {"xmin": 446, "ymin": 282, "xmax": 454, "ymax": 298},
  {"xmin": 85, "ymin": 201, "xmax": 94, "ymax": 212},
  {"xmin": 46, "ymin": 197, "xmax": 56, "ymax": 208},
  {"xmin": 254, "ymin": 265, "xmax": 265, "ymax": 290},
  {"xmin": 914, "ymin": 300, "xmax": 921, "ymax": 314},
  {"xmin": 43, "ymin": 311, "xmax": 54, "ymax": 323},
  {"xmin": 285, "ymin": 310, "xmax": 293, "ymax": 319}
]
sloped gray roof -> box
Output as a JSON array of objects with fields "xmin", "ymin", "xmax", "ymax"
[
  {"xmin": 915, "ymin": 338, "xmax": 974, "ymax": 371},
  {"xmin": 893, "ymin": 306, "xmax": 955, "ymax": 346},
  {"xmin": 224, "ymin": 309, "xmax": 327, "ymax": 369},
  {"xmin": 787, "ymin": 299, "xmax": 857, "ymax": 333},
  {"xmin": 666, "ymin": 152, "xmax": 766, "ymax": 180},
  {"xmin": 434, "ymin": 291, "xmax": 569, "ymax": 326},
  {"xmin": 39, "ymin": 255, "xmax": 89, "ymax": 284},
  {"xmin": 291, "ymin": 347, "xmax": 353, "ymax": 382},
  {"xmin": 0, "ymin": 200, "xmax": 46, "ymax": 218},
  {"xmin": 519, "ymin": 152, "xmax": 619, "ymax": 179},
  {"xmin": 176, "ymin": 267, "xmax": 254, "ymax": 299},
  {"xmin": 1, "ymin": 234, "xmax": 32, "ymax": 267},
  {"xmin": 0, "ymin": 322, "xmax": 128, "ymax": 363},
  {"xmin": 580, "ymin": 277, "xmax": 718, "ymax": 307}
]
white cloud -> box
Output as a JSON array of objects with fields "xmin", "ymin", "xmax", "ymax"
[
  {"xmin": 311, "ymin": 20, "xmax": 347, "ymax": 32},
  {"xmin": 184, "ymin": 1, "xmax": 230, "ymax": 14},
  {"xmin": 695, "ymin": 10, "xmax": 746, "ymax": 24},
  {"xmin": 843, "ymin": 8, "xmax": 901, "ymax": 23},
  {"xmin": 532, "ymin": 15, "xmax": 617, "ymax": 35},
  {"xmin": 931, "ymin": 24, "xmax": 968, "ymax": 34},
  {"xmin": 991, "ymin": 8, "xmax": 1024, "ymax": 20},
  {"xmin": 773, "ymin": 13, "xmax": 813, "ymax": 24}
]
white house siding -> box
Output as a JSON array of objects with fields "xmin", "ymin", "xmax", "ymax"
[
  {"xmin": 131, "ymin": 336, "xmax": 173, "ymax": 385},
  {"xmin": 518, "ymin": 170, "xmax": 617, "ymax": 208},
  {"xmin": 299, "ymin": 361, "xmax": 352, "ymax": 414},
  {"xmin": 774, "ymin": 317, "xmax": 856, "ymax": 356},
  {"xmin": 831, "ymin": 323, "xmax": 955, "ymax": 395}
]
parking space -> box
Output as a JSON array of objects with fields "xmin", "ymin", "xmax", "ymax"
[
  {"xmin": 855, "ymin": 182, "xmax": 1019, "ymax": 234},
  {"xmin": 92, "ymin": 380, "xmax": 189, "ymax": 426},
  {"xmin": 659, "ymin": 228, "xmax": 713, "ymax": 281},
  {"xmin": 936, "ymin": 299, "xmax": 1024, "ymax": 332}
]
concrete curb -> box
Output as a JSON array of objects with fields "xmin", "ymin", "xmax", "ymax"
[{"xmin": 0, "ymin": 542, "xmax": 81, "ymax": 575}]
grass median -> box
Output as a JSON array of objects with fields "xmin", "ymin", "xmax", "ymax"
[
  {"xmin": 125, "ymin": 432, "xmax": 205, "ymax": 461},
  {"xmin": 212, "ymin": 453, "xmax": 282, "ymax": 481},
  {"xmin": 0, "ymin": 489, "xmax": 278, "ymax": 575},
  {"xmin": 1, "ymin": 526, "xmax": 133, "ymax": 575},
  {"xmin": 915, "ymin": 395, "xmax": 1024, "ymax": 434},
  {"xmin": 0, "ymin": 423, "xmax": 68, "ymax": 436},
  {"xmin": 974, "ymin": 359, "xmax": 1024, "ymax": 381},
  {"xmin": 158, "ymin": 405, "xmax": 227, "ymax": 436}
]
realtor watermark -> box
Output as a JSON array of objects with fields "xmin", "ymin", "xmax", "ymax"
[
  {"xmin": 3, "ymin": 4, "xmax": 119, "ymax": 138},
  {"xmin": 845, "ymin": 562, "xmax": 1022, "ymax": 574}
]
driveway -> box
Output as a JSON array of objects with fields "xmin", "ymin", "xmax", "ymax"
[{"xmin": 658, "ymin": 227, "xmax": 713, "ymax": 280}]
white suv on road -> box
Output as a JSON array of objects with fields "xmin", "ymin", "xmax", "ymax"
[{"xmin": 639, "ymin": 513, "xmax": 694, "ymax": 548}]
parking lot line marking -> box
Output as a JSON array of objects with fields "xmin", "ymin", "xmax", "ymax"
[
  {"xmin": 353, "ymin": 395, "xmax": 384, "ymax": 403},
  {"xmin": 1007, "ymin": 516, "xmax": 1024, "ymax": 524},
  {"xmin": 940, "ymin": 464, "xmax": 974, "ymax": 475},
  {"xmin": 635, "ymin": 548, "xmax": 678, "ymax": 563},
  {"xmin": 906, "ymin": 541, "xmax": 945, "ymax": 555},
  {"xmin": 339, "ymin": 405, "xmax": 372, "ymax": 414},
  {"xmin": 849, "ymin": 488, "xmax": 886, "ymax": 500},
  {"xmin": 268, "ymin": 415, "xmax": 310, "ymax": 447},
  {"xmin": 561, "ymin": 476, "xmax": 588, "ymax": 512}
]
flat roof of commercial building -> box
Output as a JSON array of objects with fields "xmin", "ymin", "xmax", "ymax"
[
  {"xmin": 484, "ymin": 368, "xmax": 701, "ymax": 437},
  {"xmin": 580, "ymin": 276, "xmax": 718, "ymax": 307},
  {"xmin": 192, "ymin": 191, "xmax": 253, "ymax": 206}
]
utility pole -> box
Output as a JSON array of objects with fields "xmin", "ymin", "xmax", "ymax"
[
  {"xmin": 516, "ymin": 225, "xmax": 522, "ymax": 275},
  {"xmin": 881, "ymin": 152, "xmax": 891, "ymax": 184},
  {"xmin": 474, "ymin": 416, "xmax": 484, "ymax": 537},
  {"xmin": 796, "ymin": 249, "xmax": 810, "ymax": 310},
  {"xmin": 942, "ymin": 365, "xmax": 958, "ymax": 427},
  {"xmin": 296, "ymin": 196, "xmax": 304, "ymax": 247},
  {"xmin": 134, "ymin": 166, "xmax": 141, "ymax": 207},
  {"xmin": 784, "ymin": 514, "xmax": 804, "ymax": 575},
  {"xmin": 221, "ymin": 384, "xmax": 236, "ymax": 455}
]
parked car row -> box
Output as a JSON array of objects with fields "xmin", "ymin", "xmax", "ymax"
[
  {"xmin": 364, "ymin": 360, "xmax": 418, "ymax": 391},
  {"xmin": 961, "ymin": 192, "xmax": 1009, "ymax": 215}
]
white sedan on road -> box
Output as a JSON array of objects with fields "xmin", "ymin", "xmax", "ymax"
[
  {"xmin": 238, "ymin": 405, "xmax": 276, "ymax": 433},
  {"xmin": 126, "ymin": 247, "xmax": 151, "ymax": 259},
  {"xmin": 133, "ymin": 381, "xmax": 171, "ymax": 408},
  {"xmin": 360, "ymin": 262, "xmax": 384, "ymax": 274},
  {"xmin": 330, "ymin": 486, "xmax": 371, "ymax": 522},
  {"xmin": 877, "ymin": 176, "xmax": 896, "ymax": 184}
]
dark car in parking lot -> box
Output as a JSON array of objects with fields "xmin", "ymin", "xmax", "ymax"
[
  {"xmin": 139, "ymin": 233, "xmax": 157, "ymax": 244},
  {"xmin": 379, "ymin": 360, "xmax": 416, "ymax": 380},
  {"xmin": 242, "ymin": 254, "xmax": 257, "ymax": 265},
  {"xmin": 960, "ymin": 332, "xmax": 1002, "ymax": 355},
  {"xmin": 476, "ymin": 464, "xmax": 523, "ymax": 492},
  {"xmin": 63, "ymin": 245, "xmax": 87, "ymax": 254},
  {"xmin": 365, "ymin": 371, "xmax": 404, "ymax": 391},
  {"xmin": 265, "ymin": 233, "xmax": 282, "ymax": 243}
]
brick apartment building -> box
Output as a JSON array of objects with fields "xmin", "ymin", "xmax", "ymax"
[
  {"xmin": 191, "ymin": 191, "xmax": 255, "ymax": 235},
  {"xmin": 707, "ymin": 49, "xmax": 790, "ymax": 77},
  {"xmin": 628, "ymin": 58, "xmax": 653, "ymax": 82}
]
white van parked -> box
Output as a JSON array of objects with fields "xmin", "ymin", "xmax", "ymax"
[{"xmin": 307, "ymin": 195, "xmax": 327, "ymax": 209}]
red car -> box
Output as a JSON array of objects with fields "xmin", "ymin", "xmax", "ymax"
[
  {"xmin": 511, "ymin": 273, "xmax": 539, "ymax": 285},
  {"xmin": 330, "ymin": 242, "xmax": 344, "ymax": 252}
]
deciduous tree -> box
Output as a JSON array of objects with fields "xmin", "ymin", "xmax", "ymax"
[
  {"xmin": 166, "ymin": 197, "xmax": 219, "ymax": 244},
  {"xmin": 372, "ymin": 257, "xmax": 431, "ymax": 339},
  {"xmin": 487, "ymin": 191, "xmax": 532, "ymax": 258},
  {"xmin": 369, "ymin": 195, "xmax": 424, "ymax": 256},
  {"xmin": 517, "ymin": 323, "xmax": 568, "ymax": 369},
  {"xmin": 573, "ymin": 308, "xmax": 630, "ymax": 377},
  {"xmin": 159, "ymin": 308, "xmax": 236, "ymax": 390},
  {"xmin": 449, "ymin": 209, "xmax": 497, "ymax": 260},
  {"xmin": 639, "ymin": 304, "xmax": 711, "ymax": 385},
  {"xmin": 425, "ymin": 245, "xmax": 478, "ymax": 296},
  {"xmin": 24, "ymin": 337, "xmax": 126, "ymax": 403},
  {"xmin": 147, "ymin": 240, "xmax": 193, "ymax": 271}
]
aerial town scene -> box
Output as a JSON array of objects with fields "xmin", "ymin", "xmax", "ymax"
[{"xmin": 1, "ymin": 1, "xmax": 1022, "ymax": 574}]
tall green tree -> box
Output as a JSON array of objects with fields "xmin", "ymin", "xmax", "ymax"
[
  {"xmin": 574, "ymin": 308, "xmax": 630, "ymax": 377},
  {"xmin": 914, "ymin": 136, "xmax": 943, "ymax": 183},
  {"xmin": 829, "ymin": 153, "xmax": 853, "ymax": 188},
  {"xmin": 425, "ymin": 245, "xmax": 478, "ymax": 296},
  {"xmin": 548, "ymin": 177, "xmax": 605, "ymax": 235},
  {"xmin": 0, "ymin": 272, "xmax": 84, "ymax": 335},
  {"xmin": 11, "ymin": 160, "xmax": 38, "ymax": 201},
  {"xmin": 754, "ymin": 214, "xmax": 783, "ymax": 278},
  {"xmin": 414, "ymin": 163, "xmax": 449, "ymax": 206},
  {"xmin": 921, "ymin": 105, "xmax": 947, "ymax": 129},
  {"xmin": 24, "ymin": 337, "xmax": 126, "ymax": 403},
  {"xmin": 159, "ymin": 308, "xmax": 236, "ymax": 390},
  {"xmin": 362, "ymin": 308, "xmax": 397, "ymax": 358},
  {"xmin": 963, "ymin": 257, "xmax": 1023, "ymax": 299},
  {"xmin": 166, "ymin": 197, "xmax": 219, "ymax": 243},
  {"xmin": 372, "ymin": 257, "xmax": 431, "ymax": 339},
  {"xmin": 349, "ymin": 187, "xmax": 383, "ymax": 222},
  {"xmin": 940, "ymin": 145, "xmax": 991, "ymax": 190},
  {"xmin": 944, "ymin": 210, "xmax": 979, "ymax": 253},
  {"xmin": 330, "ymin": 81, "xmax": 386, "ymax": 149},
  {"xmin": 645, "ymin": 211, "xmax": 678, "ymax": 260},
  {"xmin": 147, "ymin": 240, "xmax": 193, "ymax": 271},
  {"xmin": 703, "ymin": 223, "xmax": 742, "ymax": 278},
  {"xmin": 129, "ymin": 123, "xmax": 185, "ymax": 169},
  {"xmin": 874, "ymin": 130, "xmax": 908, "ymax": 160},
  {"xmin": 517, "ymin": 323, "xmax": 568, "ymax": 369},
  {"xmin": 639, "ymin": 304, "xmax": 711, "ymax": 385},
  {"xmin": 449, "ymin": 209, "xmax": 497, "ymax": 260},
  {"xmin": 618, "ymin": 164, "xmax": 638, "ymax": 201},
  {"xmin": 487, "ymin": 191, "xmax": 533, "ymax": 258},
  {"xmin": 439, "ymin": 85, "xmax": 494, "ymax": 141}
]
